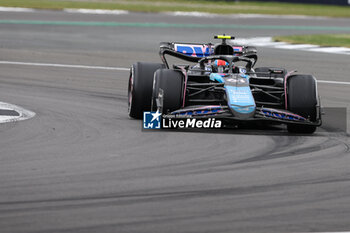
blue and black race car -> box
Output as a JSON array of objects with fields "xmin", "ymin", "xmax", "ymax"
[{"xmin": 128, "ymin": 35, "xmax": 322, "ymax": 133}]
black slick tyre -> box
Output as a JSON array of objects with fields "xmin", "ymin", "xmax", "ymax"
[
  {"xmin": 128, "ymin": 62, "xmax": 165, "ymax": 119},
  {"xmin": 286, "ymin": 74, "xmax": 318, "ymax": 134},
  {"xmin": 152, "ymin": 69, "xmax": 184, "ymax": 114}
]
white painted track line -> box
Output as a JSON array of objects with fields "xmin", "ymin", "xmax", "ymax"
[
  {"xmin": 0, "ymin": 101, "xmax": 35, "ymax": 124},
  {"xmin": 1, "ymin": 60, "xmax": 349, "ymax": 86},
  {"xmin": 318, "ymin": 80, "xmax": 350, "ymax": 85},
  {"xmin": 0, "ymin": 7, "xmax": 129, "ymax": 15},
  {"xmin": 0, "ymin": 7, "xmax": 35, "ymax": 12},
  {"xmin": 63, "ymin": 8, "xmax": 128, "ymax": 15},
  {"xmin": 233, "ymin": 37, "xmax": 350, "ymax": 56},
  {"xmin": 165, "ymin": 11, "xmax": 329, "ymax": 20},
  {"xmin": 308, "ymin": 47, "xmax": 350, "ymax": 54},
  {"xmin": 274, "ymin": 44, "xmax": 319, "ymax": 49},
  {"xmin": 0, "ymin": 61, "xmax": 130, "ymax": 71}
]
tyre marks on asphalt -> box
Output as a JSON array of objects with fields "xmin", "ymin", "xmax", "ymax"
[{"xmin": 234, "ymin": 136, "xmax": 350, "ymax": 164}]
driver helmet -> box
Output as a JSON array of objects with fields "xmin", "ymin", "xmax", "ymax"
[{"xmin": 212, "ymin": 59, "xmax": 230, "ymax": 73}]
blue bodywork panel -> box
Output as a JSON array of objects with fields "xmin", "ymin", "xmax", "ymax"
[
  {"xmin": 210, "ymin": 73, "xmax": 256, "ymax": 118},
  {"xmin": 209, "ymin": 73, "xmax": 225, "ymax": 83}
]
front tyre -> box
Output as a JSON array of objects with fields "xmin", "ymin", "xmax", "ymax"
[
  {"xmin": 286, "ymin": 74, "xmax": 318, "ymax": 134},
  {"xmin": 152, "ymin": 69, "xmax": 184, "ymax": 114},
  {"xmin": 128, "ymin": 62, "xmax": 165, "ymax": 119}
]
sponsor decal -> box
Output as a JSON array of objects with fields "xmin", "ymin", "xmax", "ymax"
[
  {"xmin": 239, "ymin": 68, "xmax": 247, "ymax": 74},
  {"xmin": 228, "ymin": 88, "xmax": 253, "ymax": 104},
  {"xmin": 226, "ymin": 78, "xmax": 238, "ymax": 83},
  {"xmin": 143, "ymin": 111, "xmax": 222, "ymax": 129},
  {"xmin": 143, "ymin": 110, "xmax": 162, "ymax": 129},
  {"xmin": 233, "ymin": 46, "xmax": 243, "ymax": 52},
  {"xmin": 162, "ymin": 116, "xmax": 222, "ymax": 129},
  {"xmin": 261, "ymin": 108, "xmax": 306, "ymax": 121},
  {"xmin": 174, "ymin": 44, "xmax": 213, "ymax": 57},
  {"xmin": 173, "ymin": 108, "xmax": 225, "ymax": 116}
]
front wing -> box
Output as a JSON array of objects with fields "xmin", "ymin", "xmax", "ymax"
[{"xmin": 168, "ymin": 105, "xmax": 322, "ymax": 126}]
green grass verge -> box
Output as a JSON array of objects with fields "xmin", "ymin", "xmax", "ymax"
[
  {"xmin": 0, "ymin": 0, "xmax": 349, "ymax": 18},
  {"xmin": 274, "ymin": 34, "xmax": 350, "ymax": 48}
]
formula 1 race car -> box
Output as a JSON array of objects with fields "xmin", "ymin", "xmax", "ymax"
[{"xmin": 128, "ymin": 35, "xmax": 322, "ymax": 133}]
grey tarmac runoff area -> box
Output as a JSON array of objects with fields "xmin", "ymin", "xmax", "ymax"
[{"xmin": 0, "ymin": 9, "xmax": 350, "ymax": 233}]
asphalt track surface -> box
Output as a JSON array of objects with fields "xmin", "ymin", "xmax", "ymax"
[{"xmin": 0, "ymin": 10, "xmax": 350, "ymax": 233}]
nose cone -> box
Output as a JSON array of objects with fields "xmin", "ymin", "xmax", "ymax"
[
  {"xmin": 225, "ymin": 85, "xmax": 256, "ymax": 119},
  {"xmin": 230, "ymin": 105, "xmax": 255, "ymax": 119}
]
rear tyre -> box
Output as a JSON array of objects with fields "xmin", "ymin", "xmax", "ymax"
[
  {"xmin": 152, "ymin": 69, "xmax": 184, "ymax": 114},
  {"xmin": 286, "ymin": 74, "xmax": 318, "ymax": 134},
  {"xmin": 128, "ymin": 62, "xmax": 165, "ymax": 119}
]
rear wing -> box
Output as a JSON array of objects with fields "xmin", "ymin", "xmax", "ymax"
[{"xmin": 159, "ymin": 42, "xmax": 257, "ymax": 68}]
